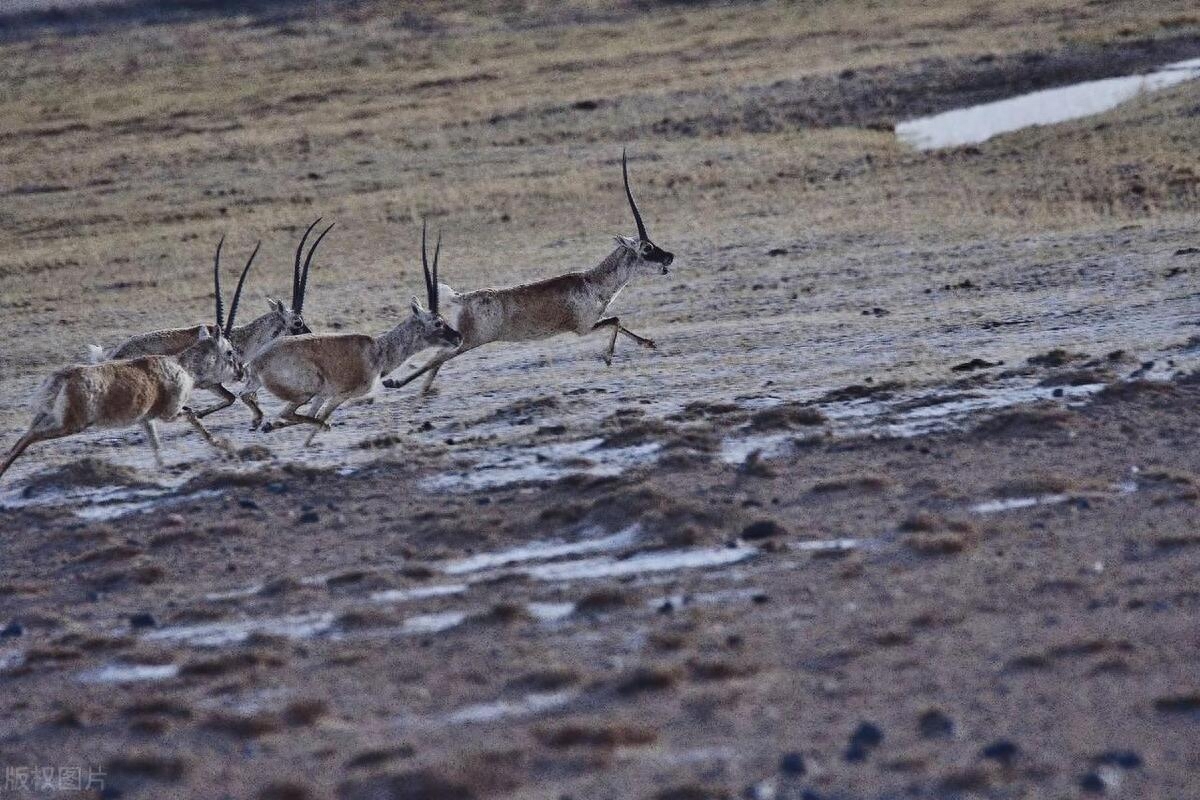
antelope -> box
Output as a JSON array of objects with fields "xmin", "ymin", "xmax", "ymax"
[
  {"xmin": 238, "ymin": 223, "xmax": 463, "ymax": 445},
  {"xmin": 88, "ymin": 219, "xmax": 333, "ymax": 418},
  {"xmin": 383, "ymin": 149, "xmax": 674, "ymax": 394},
  {"xmin": 0, "ymin": 292, "xmax": 244, "ymax": 482}
]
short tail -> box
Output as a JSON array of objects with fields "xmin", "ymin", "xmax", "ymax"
[
  {"xmin": 86, "ymin": 344, "xmax": 105, "ymax": 363},
  {"xmin": 31, "ymin": 372, "xmax": 69, "ymax": 420}
]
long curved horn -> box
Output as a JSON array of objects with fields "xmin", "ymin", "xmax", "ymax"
[
  {"xmin": 431, "ymin": 229, "xmax": 442, "ymax": 314},
  {"xmin": 292, "ymin": 218, "xmax": 322, "ymax": 312},
  {"xmin": 225, "ymin": 241, "xmax": 261, "ymax": 336},
  {"xmin": 213, "ymin": 234, "xmax": 226, "ymax": 330},
  {"xmin": 297, "ymin": 222, "xmax": 334, "ymax": 316},
  {"xmin": 622, "ymin": 148, "xmax": 649, "ymax": 242},
  {"xmin": 421, "ymin": 219, "xmax": 434, "ymax": 311}
]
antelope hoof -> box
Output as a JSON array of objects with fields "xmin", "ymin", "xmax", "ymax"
[
  {"xmin": 261, "ymin": 421, "xmax": 274, "ymax": 433},
  {"xmin": 382, "ymin": 379, "xmax": 400, "ymax": 389},
  {"xmin": 641, "ymin": 338, "xmax": 657, "ymax": 350},
  {"xmin": 602, "ymin": 353, "xmax": 614, "ymax": 366},
  {"xmin": 321, "ymin": 422, "xmax": 332, "ymax": 432}
]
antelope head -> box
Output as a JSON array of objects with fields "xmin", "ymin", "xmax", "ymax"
[
  {"xmin": 411, "ymin": 222, "xmax": 463, "ymax": 350},
  {"xmin": 197, "ymin": 251, "xmax": 249, "ymax": 383},
  {"xmin": 266, "ymin": 217, "xmax": 335, "ymax": 336},
  {"xmin": 191, "ymin": 325, "xmax": 244, "ymax": 385},
  {"xmin": 615, "ymin": 148, "xmax": 674, "ymax": 276}
]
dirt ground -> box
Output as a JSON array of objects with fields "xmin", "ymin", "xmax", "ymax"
[{"xmin": 1, "ymin": 1, "xmax": 1200, "ymax": 798}]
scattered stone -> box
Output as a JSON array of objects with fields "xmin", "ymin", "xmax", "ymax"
[
  {"xmin": 1095, "ymin": 750, "xmax": 1142, "ymax": 769},
  {"xmin": 576, "ymin": 588, "xmax": 629, "ymax": 613},
  {"xmin": 778, "ymin": 752, "xmax": 807, "ymax": 776},
  {"xmin": 1027, "ymin": 348, "xmax": 1087, "ymax": 367},
  {"xmin": 767, "ymin": 247, "xmax": 788, "ymax": 256},
  {"xmin": 810, "ymin": 473, "xmax": 892, "ymax": 494},
  {"xmin": 536, "ymin": 723, "xmax": 657, "ymax": 748},
  {"xmin": 339, "ymin": 770, "xmax": 475, "ymax": 800},
  {"xmin": 951, "ymin": 358, "xmax": 1001, "ymax": 372},
  {"xmin": 844, "ymin": 722, "xmax": 883, "ymax": 762},
  {"xmin": 815, "ymin": 381, "xmax": 904, "ymax": 403},
  {"xmin": 747, "ymin": 405, "xmax": 826, "ymax": 431},
  {"xmin": 298, "ymin": 510, "xmax": 320, "ymax": 524},
  {"xmin": 258, "ymin": 783, "xmax": 315, "ymax": 800},
  {"xmin": 616, "ymin": 666, "xmax": 680, "ymax": 695},
  {"xmin": 1, "ymin": 621, "xmax": 22, "ymax": 638},
  {"xmin": 739, "ymin": 450, "xmax": 776, "ymax": 478},
  {"xmin": 1154, "ymin": 693, "xmax": 1200, "ymax": 713},
  {"xmin": 129, "ymin": 613, "xmax": 156, "ymax": 630},
  {"xmin": 344, "ymin": 745, "xmax": 416, "ymax": 770},
  {"xmin": 917, "ymin": 709, "xmax": 954, "ymax": 739},
  {"xmin": 1173, "ymin": 246, "xmax": 1199, "ymax": 256},
  {"xmin": 741, "ymin": 520, "xmax": 788, "ymax": 541},
  {"xmin": 979, "ymin": 739, "xmax": 1019, "ymax": 765},
  {"xmin": 743, "ymin": 779, "xmax": 777, "ymax": 800},
  {"xmin": 1084, "ymin": 767, "xmax": 1118, "ymax": 796}
]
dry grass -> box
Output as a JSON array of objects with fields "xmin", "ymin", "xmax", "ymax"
[{"xmin": 0, "ymin": 0, "xmax": 1199, "ymax": 440}]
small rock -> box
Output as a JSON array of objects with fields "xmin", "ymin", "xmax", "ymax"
[
  {"xmin": 1096, "ymin": 750, "xmax": 1142, "ymax": 769},
  {"xmin": 238, "ymin": 499, "xmax": 260, "ymax": 510},
  {"xmin": 1, "ymin": 621, "xmax": 23, "ymax": 638},
  {"xmin": 979, "ymin": 739, "xmax": 1019, "ymax": 765},
  {"xmin": 741, "ymin": 520, "xmax": 787, "ymax": 541},
  {"xmin": 778, "ymin": 752, "xmax": 807, "ymax": 776},
  {"xmin": 844, "ymin": 722, "xmax": 883, "ymax": 762},
  {"xmin": 951, "ymin": 358, "xmax": 1001, "ymax": 372},
  {"xmin": 128, "ymin": 613, "xmax": 156, "ymax": 630},
  {"xmin": 298, "ymin": 510, "xmax": 320, "ymax": 524},
  {"xmin": 917, "ymin": 709, "xmax": 954, "ymax": 739},
  {"xmin": 1084, "ymin": 767, "xmax": 1118, "ymax": 796},
  {"xmin": 767, "ymin": 248, "xmax": 788, "ymax": 257},
  {"xmin": 739, "ymin": 451, "xmax": 776, "ymax": 478},
  {"xmin": 743, "ymin": 779, "xmax": 776, "ymax": 800}
]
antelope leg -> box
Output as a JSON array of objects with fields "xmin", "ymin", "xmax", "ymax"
[
  {"xmin": 141, "ymin": 419, "xmax": 163, "ymax": 468},
  {"xmin": 240, "ymin": 392, "xmax": 265, "ymax": 430},
  {"xmin": 0, "ymin": 422, "xmax": 75, "ymax": 481},
  {"xmin": 304, "ymin": 399, "xmax": 346, "ymax": 446},
  {"xmin": 180, "ymin": 407, "xmax": 232, "ymax": 455},
  {"xmin": 593, "ymin": 317, "xmax": 621, "ymax": 365},
  {"xmin": 193, "ymin": 385, "xmax": 237, "ymax": 418},
  {"xmin": 618, "ymin": 325, "xmax": 656, "ymax": 349},
  {"xmin": 383, "ymin": 353, "xmax": 449, "ymax": 390}
]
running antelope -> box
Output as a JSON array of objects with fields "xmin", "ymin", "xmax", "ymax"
[
  {"xmin": 89, "ymin": 219, "xmax": 333, "ymax": 418},
  {"xmin": 383, "ymin": 150, "xmax": 673, "ymax": 394},
  {"xmin": 0, "ymin": 295, "xmax": 243, "ymax": 482},
  {"xmin": 239, "ymin": 223, "xmax": 462, "ymax": 444}
]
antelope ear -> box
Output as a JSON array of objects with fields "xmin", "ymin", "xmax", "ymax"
[
  {"xmin": 411, "ymin": 296, "xmax": 424, "ymax": 315},
  {"xmin": 198, "ymin": 326, "xmax": 212, "ymax": 342},
  {"xmin": 267, "ymin": 297, "xmax": 281, "ymax": 312}
]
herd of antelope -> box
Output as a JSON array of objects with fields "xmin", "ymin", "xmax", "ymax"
[{"xmin": 0, "ymin": 152, "xmax": 675, "ymax": 481}]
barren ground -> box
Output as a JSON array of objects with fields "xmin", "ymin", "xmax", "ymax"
[{"xmin": 1, "ymin": 1, "xmax": 1199, "ymax": 798}]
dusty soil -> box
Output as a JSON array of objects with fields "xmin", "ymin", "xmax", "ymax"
[
  {"xmin": 1, "ymin": 1, "xmax": 1200, "ymax": 798},
  {"xmin": 3, "ymin": 375, "xmax": 1200, "ymax": 799}
]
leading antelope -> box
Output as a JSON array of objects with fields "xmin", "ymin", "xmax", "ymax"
[
  {"xmin": 238, "ymin": 223, "xmax": 462, "ymax": 444},
  {"xmin": 383, "ymin": 149, "xmax": 674, "ymax": 394},
  {"xmin": 89, "ymin": 219, "xmax": 333, "ymax": 418},
  {"xmin": 0, "ymin": 288, "xmax": 243, "ymax": 482}
]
